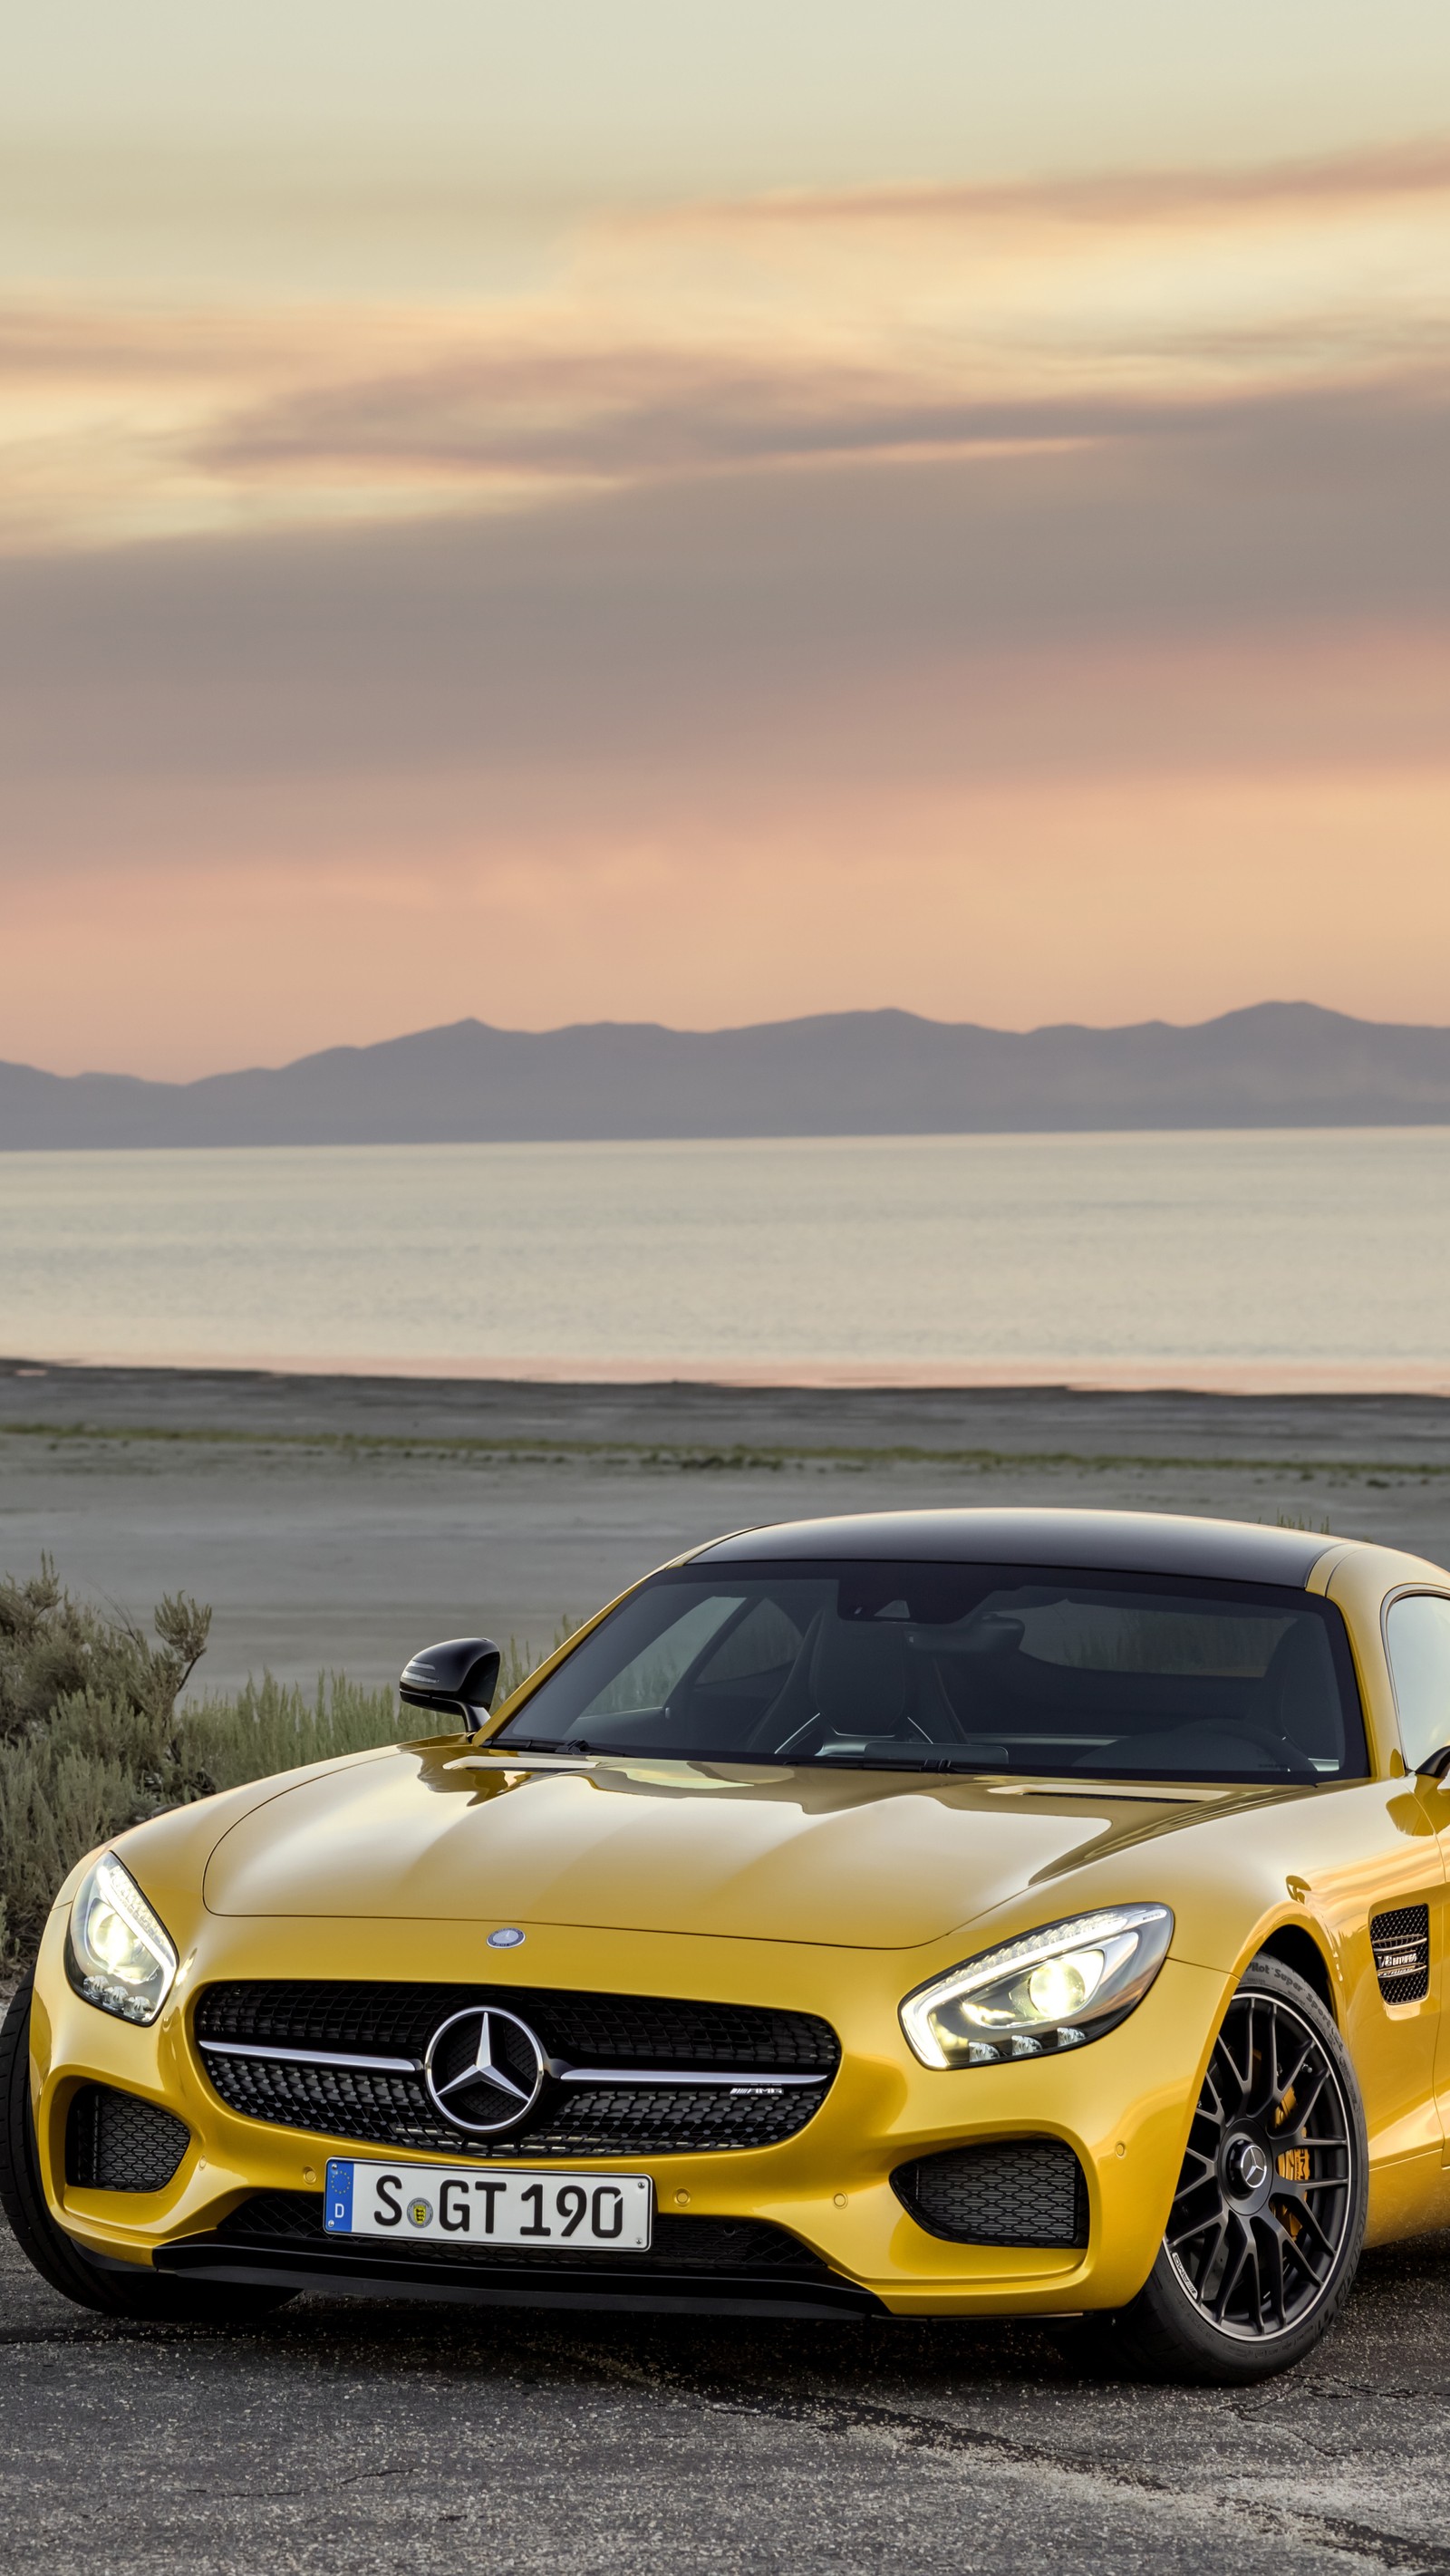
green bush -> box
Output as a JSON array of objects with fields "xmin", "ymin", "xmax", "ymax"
[{"xmin": 0, "ymin": 1563, "xmax": 568, "ymax": 1967}]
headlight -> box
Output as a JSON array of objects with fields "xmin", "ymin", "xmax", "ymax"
[
  {"xmin": 65, "ymin": 1852, "xmax": 179, "ymax": 2025},
  {"xmin": 900, "ymin": 1903, "xmax": 1173, "ymax": 2069}
]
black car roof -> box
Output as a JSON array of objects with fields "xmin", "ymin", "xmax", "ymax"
[{"xmin": 691, "ymin": 1508, "xmax": 1330, "ymax": 1587}]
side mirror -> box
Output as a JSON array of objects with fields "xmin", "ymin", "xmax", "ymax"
[
  {"xmin": 400, "ymin": 1636, "xmax": 502, "ymax": 1738},
  {"xmin": 1416, "ymin": 1745, "xmax": 1450, "ymax": 1781}
]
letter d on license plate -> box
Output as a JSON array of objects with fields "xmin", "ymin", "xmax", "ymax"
[{"xmin": 325, "ymin": 2159, "xmax": 652, "ymax": 2250}]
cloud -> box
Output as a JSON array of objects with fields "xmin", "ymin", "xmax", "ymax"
[
  {"xmin": 197, "ymin": 340, "xmax": 1450, "ymax": 492},
  {"xmin": 200, "ymin": 348, "xmax": 1209, "ymax": 482},
  {"xmin": 5, "ymin": 132, "xmax": 1450, "ymax": 551},
  {"xmin": 191, "ymin": 139, "xmax": 1450, "ymax": 491},
  {"xmin": 1, "ymin": 376, "xmax": 1447, "ymax": 807},
  {"xmin": 665, "ymin": 133, "xmax": 1450, "ymax": 231},
  {"xmin": 0, "ymin": 302, "xmax": 305, "ymax": 382}
]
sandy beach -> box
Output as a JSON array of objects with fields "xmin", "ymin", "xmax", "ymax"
[{"xmin": 5, "ymin": 1354, "xmax": 1450, "ymax": 1696}]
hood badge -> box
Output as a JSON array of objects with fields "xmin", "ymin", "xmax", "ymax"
[
  {"xmin": 488, "ymin": 1926, "xmax": 526, "ymax": 1949},
  {"xmin": 424, "ymin": 2005, "xmax": 546, "ymax": 2135}
]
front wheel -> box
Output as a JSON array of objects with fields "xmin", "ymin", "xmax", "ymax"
[
  {"xmin": 0, "ymin": 1974, "xmax": 293, "ymax": 2323},
  {"xmin": 1105, "ymin": 1955, "xmax": 1367, "ymax": 2383}
]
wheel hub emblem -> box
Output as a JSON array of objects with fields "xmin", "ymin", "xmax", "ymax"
[
  {"xmin": 1225, "ymin": 2137, "xmax": 1271, "ymax": 2195},
  {"xmin": 423, "ymin": 2005, "xmax": 547, "ymax": 2135}
]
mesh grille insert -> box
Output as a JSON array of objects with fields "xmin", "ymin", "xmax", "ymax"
[
  {"xmin": 1371, "ymin": 1904, "xmax": 1430, "ymax": 2004},
  {"xmin": 216, "ymin": 2190, "xmax": 830, "ymax": 2277},
  {"xmin": 194, "ymin": 1981, "xmax": 838, "ymax": 2158},
  {"xmin": 65, "ymin": 2085, "xmax": 190, "ymax": 2193},
  {"xmin": 894, "ymin": 2139, "xmax": 1088, "ymax": 2249},
  {"xmin": 197, "ymin": 1981, "xmax": 837, "ymax": 2069}
]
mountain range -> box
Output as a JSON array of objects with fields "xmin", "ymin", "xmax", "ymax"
[{"xmin": 5, "ymin": 1003, "xmax": 1450, "ymax": 1148}]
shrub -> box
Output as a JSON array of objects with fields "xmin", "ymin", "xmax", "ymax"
[{"xmin": 0, "ymin": 1564, "xmax": 569, "ymax": 1967}]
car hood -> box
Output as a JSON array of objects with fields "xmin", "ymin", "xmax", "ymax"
[{"xmin": 201, "ymin": 1743, "xmax": 1251, "ymax": 1950}]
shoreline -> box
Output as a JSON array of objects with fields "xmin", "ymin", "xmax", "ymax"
[
  {"xmin": 8, "ymin": 1353, "xmax": 1450, "ymax": 1460},
  {"xmin": 9, "ymin": 1349, "xmax": 1450, "ymax": 1398},
  {"xmin": 9, "ymin": 1352, "xmax": 1450, "ymax": 1452}
]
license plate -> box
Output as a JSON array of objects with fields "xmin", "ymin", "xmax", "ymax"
[{"xmin": 324, "ymin": 2158, "xmax": 653, "ymax": 2251}]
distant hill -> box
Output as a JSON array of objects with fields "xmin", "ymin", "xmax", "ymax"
[{"xmin": 6, "ymin": 1003, "xmax": 1450, "ymax": 1148}]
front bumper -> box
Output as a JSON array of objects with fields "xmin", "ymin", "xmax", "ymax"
[{"xmin": 28, "ymin": 1904, "xmax": 1226, "ymax": 2318}]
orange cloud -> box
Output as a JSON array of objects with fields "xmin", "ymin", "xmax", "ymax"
[
  {"xmin": 5, "ymin": 136, "xmax": 1450, "ymax": 550},
  {"xmin": 664, "ymin": 134, "xmax": 1450, "ymax": 230}
]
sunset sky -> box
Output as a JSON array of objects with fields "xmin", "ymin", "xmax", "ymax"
[{"xmin": 6, "ymin": 3, "xmax": 1450, "ymax": 1078}]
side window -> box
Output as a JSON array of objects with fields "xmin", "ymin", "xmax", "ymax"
[{"xmin": 1384, "ymin": 1594, "xmax": 1450, "ymax": 1770}]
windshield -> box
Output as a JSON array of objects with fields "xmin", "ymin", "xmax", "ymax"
[{"xmin": 496, "ymin": 1559, "xmax": 1368, "ymax": 1784}]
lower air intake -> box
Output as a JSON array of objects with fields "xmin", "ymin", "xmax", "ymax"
[
  {"xmin": 1370, "ymin": 1904, "xmax": 1430, "ymax": 2004},
  {"xmin": 65, "ymin": 2084, "xmax": 190, "ymax": 2193},
  {"xmin": 894, "ymin": 2138, "xmax": 1088, "ymax": 2249}
]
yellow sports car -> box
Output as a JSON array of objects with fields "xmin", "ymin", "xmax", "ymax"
[{"xmin": 7, "ymin": 1506, "xmax": 1450, "ymax": 2384}]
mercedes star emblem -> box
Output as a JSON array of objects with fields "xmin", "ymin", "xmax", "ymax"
[{"xmin": 422, "ymin": 2005, "xmax": 548, "ymax": 2135}]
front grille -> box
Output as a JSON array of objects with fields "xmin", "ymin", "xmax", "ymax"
[
  {"xmin": 1371, "ymin": 1905, "xmax": 1430, "ymax": 2004},
  {"xmin": 894, "ymin": 2139, "xmax": 1089, "ymax": 2249},
  {"xmin": 194, "ymin": 1981, "xmax": 838, "ymax": 2158},
  {"xmin": 65, "ymin": 2084, "xmax": 190, "ymax": 2193},
  {"xmin": 216, "ymin": 2190, "xmax": 830, "ymax": 2278},
  {"xmin": 198, "ymin": 1983, "xmax": 836, "ymax": 2069}
]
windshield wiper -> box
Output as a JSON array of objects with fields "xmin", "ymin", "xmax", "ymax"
[{"xmin": 489, "ymin": 1738, "xmax": 1008, "ymax": 1772}]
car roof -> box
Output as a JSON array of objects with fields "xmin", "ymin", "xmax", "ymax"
[{"xmin": 691, "ymin": 1508, "xmax": 1330, "ymax": 1587}]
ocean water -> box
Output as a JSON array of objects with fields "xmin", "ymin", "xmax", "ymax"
[{"xmin": 1, "ymin": 1130, "xmax": 1449, "ymax": 1388}]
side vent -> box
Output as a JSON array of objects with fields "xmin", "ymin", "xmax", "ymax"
[
  {"xmin": 1370, "ymin": 1905, "xmax": 1430, "ymax": 2005},
  {"xmin": 65, "ymin": 2084, "xmax": 190, "ymax": 2192},
  {"xmin": 894, "ymin": 2138, "xmax": 1088, "ymax": 2249}
]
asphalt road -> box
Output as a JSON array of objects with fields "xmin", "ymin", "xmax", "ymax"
[{"xmin": 6, "ymin": 2205, "xmax": 1450, "ymax": 2573}]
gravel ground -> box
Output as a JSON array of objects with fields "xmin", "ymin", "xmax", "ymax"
[
  {"xmin": 8, "ymin": 1361, "xmax": 1450, "ymax": 2569},
  {"xmin": 5, "ymin": 2212, "xmax": 1450, "ymax": 2574}
]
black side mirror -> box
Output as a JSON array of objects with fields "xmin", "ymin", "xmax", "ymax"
[{"xmin": 400, "ymin": 1637, "xmax": 502, "ymax": 1738}]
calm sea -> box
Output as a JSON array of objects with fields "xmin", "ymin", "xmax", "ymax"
[{"xmin": 2, "ymin": 1131, "xmax": 1448, "ymax": 1388}]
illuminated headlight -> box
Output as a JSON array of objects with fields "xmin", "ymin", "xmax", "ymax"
[
  {"xmin": 65, "ymin": 1852, "xmax": 179, "ymax": 2026},
  {"xmin": 900, "ymin": 1904, "xmax": 1173, "ymax": 2069}
]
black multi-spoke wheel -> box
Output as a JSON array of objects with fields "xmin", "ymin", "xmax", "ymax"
[
  {"xmin": 1166, "ymin": 1979, "xmax": 1354, "ymax": 2338},
  {"xmin": 1102, "ymin": 1955, "xmax": 1367, "ymax": 2383}
]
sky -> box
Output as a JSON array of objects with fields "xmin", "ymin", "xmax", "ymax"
[{"xmin": 5, "ymin": 3, "xmax": 1450, "ymax": 1078}]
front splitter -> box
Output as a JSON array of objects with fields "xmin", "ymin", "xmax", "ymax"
[{"xmin": 134, "ymin": 2233, "xmax": 888, "ymax": 2321}]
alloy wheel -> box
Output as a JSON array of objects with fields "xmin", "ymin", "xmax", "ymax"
[{"xmin": 1165, "ymin": 1987, "xmax": 1355, "ymax": 2341}]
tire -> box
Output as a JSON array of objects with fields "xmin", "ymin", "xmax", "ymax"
[
  {"xmin": 1094, "ymin": 1954, "xmax": 1367, "ymax": 2384},
  {"xmin": 0, "ymin": 1973, "xmax": 293, "ymax": 2323}
]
